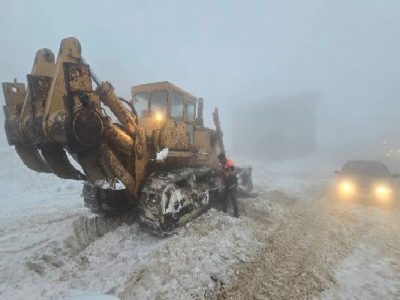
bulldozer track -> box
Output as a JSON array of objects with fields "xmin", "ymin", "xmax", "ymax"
[{"xmin": 138, "ymin": 167, "xmax": 223, "ymax": 236}]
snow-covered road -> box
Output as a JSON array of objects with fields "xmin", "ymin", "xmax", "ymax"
[
  {"xmin": 1, "ymin": 147, "xmax": 400, "ymax": 300},
  {"xmin": 213, "ymin": 195, "xmax": 400, "ymax": 300},
  {"xmin": 322, "ymin": 203, "xmax": 400, "ymax": 300}
]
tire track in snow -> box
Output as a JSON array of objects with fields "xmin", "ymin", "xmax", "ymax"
[
  {"xmin": 212, "ymin": 197, "xmax": 380, "ymax": 300},
  {"xmin": 322, "ymin": 204, "xmax": 400, "ymax": 299}
]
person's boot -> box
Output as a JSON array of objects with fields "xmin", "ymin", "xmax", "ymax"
[{"xmin": 221, "ymin": 204, "xmax": 227, "ymax": 213}]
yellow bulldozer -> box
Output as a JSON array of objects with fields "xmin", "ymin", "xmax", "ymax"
[{"xmin": 2, "ymin": 37, "xmax": 253, "ymax": 235}]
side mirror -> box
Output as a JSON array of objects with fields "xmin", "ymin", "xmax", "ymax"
[
  {"xmin": 334, "ymin": 170, "xmax": 340, "ymax": 175},
  {"xmin": 392, "ymin": 173, "xmax": 400, "ymax": 178}
]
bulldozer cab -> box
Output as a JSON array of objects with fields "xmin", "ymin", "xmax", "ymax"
[
  {"xmin": 131, "ymin": 81, "xmax": 220, "ymax": 163},
  {"xmin": 131, "ymin": 81, "xmax": 197, "ymax": 128}
]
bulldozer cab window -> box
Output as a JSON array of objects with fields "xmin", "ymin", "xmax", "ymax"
[
  {"xmin": 187, "ymin": 124, "xmax": 194, "ymax": 144},
  {"xmin": 150, "ymin": 90, "xmax": 167, "ymax": 115},
  {"xmin": 186, "ymin": 102, "xmax": 196, "ymax": 123},
  {"xmin": 171, "ymin": 91, "xmax": 184, "ymax": 120},
  {"xmin": 133, "ymin": 92, "xmax": 149, "ymax": 117}
]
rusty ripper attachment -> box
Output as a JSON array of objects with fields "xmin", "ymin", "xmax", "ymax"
[{"xmin": 2, "ymin": 37, "xmax": 144, "ymax": 193}]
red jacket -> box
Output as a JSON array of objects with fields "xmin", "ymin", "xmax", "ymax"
[{"xmin": 220, "ymin": 159, "xmax": 238, "ymax": 187}]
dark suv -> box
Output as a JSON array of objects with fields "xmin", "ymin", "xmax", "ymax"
[{"xmin": 334, "ymin": 160, "xmax": 399, "ymax": 204}]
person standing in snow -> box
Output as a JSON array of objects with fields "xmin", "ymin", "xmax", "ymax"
[{"xmin": 218, "ymin": 153, "xmax": 239, "ymax": 218}]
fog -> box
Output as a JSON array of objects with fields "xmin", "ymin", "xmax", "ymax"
[{"xmin": 1, "ymin": 0, "xmax": 400, "ymax": 168}]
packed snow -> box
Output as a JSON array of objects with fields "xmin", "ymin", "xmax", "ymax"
[{"xmin": 156, "ymin": 148, "xmax": 169, "ymax": 161}]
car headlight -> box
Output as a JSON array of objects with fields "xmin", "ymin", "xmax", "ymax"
[
  {"xmin": 374, "ymin": 184, "xmax": 392, "ymax": 199},
  {"xmin": 338, "ymin": 180, "xmax": 356, "ymax": 197}
]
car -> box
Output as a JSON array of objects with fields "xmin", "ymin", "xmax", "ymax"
[{"xmin": 333, "ymin": 160, "xmax": 399, "ymax": 205}]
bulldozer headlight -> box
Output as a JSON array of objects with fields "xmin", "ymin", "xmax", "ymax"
[{"xmin": 155, "ymin": 111, "xmax": 163, "ymax": 121}]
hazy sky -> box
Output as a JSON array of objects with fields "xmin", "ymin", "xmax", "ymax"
[{"xmin": 1, "ymin": 0, "xmax": 400, "ymax": 158}]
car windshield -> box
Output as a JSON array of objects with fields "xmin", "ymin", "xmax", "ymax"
[{"xmin": 341, "ymin": 161, "xmax": 391, "ymax": 177}]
